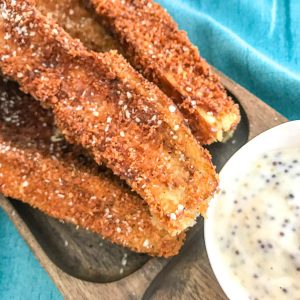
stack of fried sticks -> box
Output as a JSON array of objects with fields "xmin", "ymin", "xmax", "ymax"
[{"xmin": 0, "ymin": 0, "xmax": 240, "ymax": 257}]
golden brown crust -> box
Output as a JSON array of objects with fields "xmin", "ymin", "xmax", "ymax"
[
  {"xmin": 88, "ymin": 0, "xmax": 240, "ymax": 144},
  {"xmin": 0, "ymin": 0, "xmax": 218, "ymax": 235},
  {"xmin": 35, "ymin": 0, "xmax": 120, "ymax": 53},
  {"xmin": 0, "ymin": 76, "xmax": 184, "ymax": 257}
]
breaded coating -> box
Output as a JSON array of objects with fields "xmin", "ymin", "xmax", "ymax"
[
  {"xmin": 35, "ymin": 0, "xmax": 120, "ymax": 53},
  {"xmin": 0, "ymin": 0, "xmax": 218, "ymax": 235},
  {"xmin": 0, "ymin": 76, "xmax": 185, "ymax": 257},
  {"xmin": 36, "ymin": 0, "xmax": 239, "ymax": 144},
  {"xmin": 87, "ymin": 0, "xmax": 241, "ymax": 144}
]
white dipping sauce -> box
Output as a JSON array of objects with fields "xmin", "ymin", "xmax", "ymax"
[{"xmin": 210, "ymin": 148, "xmax": 300, "ymax": 300}]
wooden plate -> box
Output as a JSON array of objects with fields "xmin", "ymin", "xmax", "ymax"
[{"xmin": 0, "ymin": 69, "xmax": 286, "ymax": 299}]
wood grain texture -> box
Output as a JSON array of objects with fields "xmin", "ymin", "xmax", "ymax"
[{"xmin": 0, "ymin": 70, "xmax": 287, "ymax": 300}]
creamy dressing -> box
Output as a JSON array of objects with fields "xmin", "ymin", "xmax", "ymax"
[{"xmin": 211, "ymin": 148, "xmax": 300, "ymax": 300}]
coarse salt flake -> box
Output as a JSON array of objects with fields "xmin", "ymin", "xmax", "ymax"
[
  {"xmin": 169, "ymin": 105, "xmax": 176, "ymax": 113},
  {"xmin": 22, "ymin": 181, "xmax": 29, "ymax": 187},
  {"xmin": 143, "ymin": 239, "xmax": 149, "ymax": 247},
  {"xmin": 170, "ymin": 213, "xmax": 177, "ymax": 220},
  {"xmin": 191, "ymin": 100, "xmax": 197, "ymax": 107},
  {"xmin": 126, "ymin": 91, "xmax": 132, "ymax": 99},
  {"xmin": 125, "ymin": 110, "xmax": 131, "ymax": 118},
  {"xmin": 177, "ymin": 204, "xmax": 185, "ymax": 211},
  {"xmin": 4, "ymin": 33, "xmax": 11, "ymax": 40}
]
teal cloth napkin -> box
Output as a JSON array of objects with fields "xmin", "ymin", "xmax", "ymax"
[
  {"xmin": 157, "ymin": 0, "xmax": 300, "ymax": 120},
  {"xmin": 1, "ymin": 1, "xmax": 299, "ymax": 299},
  {"xmin": 0, "ymin": 210, "xmax": 62, "ymax": 300}
]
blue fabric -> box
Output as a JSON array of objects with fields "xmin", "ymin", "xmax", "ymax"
[
  {"xmin": 157, "ymin": 0, "xmax": 300, "ymax": 120},
  {"xmin": 158, "ymin": 0, "xmax": 300, "ymax": 119},
  {"xmin": 0, "ymin": 209, "xmax": 62, "ymax": 300},
  {"xmin": 1, "ymin": 1, "xmax": 299, "ymax": 299}
]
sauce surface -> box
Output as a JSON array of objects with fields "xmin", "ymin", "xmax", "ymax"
[{"xmin": 210, "ymin": 148, "xmax": 300, "ymax": 300}]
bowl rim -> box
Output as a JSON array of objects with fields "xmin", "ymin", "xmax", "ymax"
[{"xmin": 204, "ymin": 120, "xmax": 300, "ymax": 300}]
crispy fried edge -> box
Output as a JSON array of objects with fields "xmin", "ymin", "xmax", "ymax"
[
  {"xmin": 87, "ymin": 0, "xmax": 240, "ymax": 144},
  {"xmin": 0, "ymin": 0, "xmax": 218, "ymax": 235},
  {"xmin": 0, "ymin": 77, "xmax": 185, "ymax": 257}
]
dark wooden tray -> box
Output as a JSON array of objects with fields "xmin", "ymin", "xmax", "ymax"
[{"xmin": 0, "ymin": 69, "xmax": 286, "ymax": 299}]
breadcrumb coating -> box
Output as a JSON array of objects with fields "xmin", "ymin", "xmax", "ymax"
[
  {"xmin": 87, "ymin": 0, "xmax": 241, "ymax": 144},
  {"xmin": 0, "ymin": 76, "xmax": 185, "ymax": 257},
  {"xmin": 35, "ymin": 0, "xmax": 120, "ymax": 53},
  {"xmin": 0, "ymin": 0, "xmax": 218, "ymax": 235}
]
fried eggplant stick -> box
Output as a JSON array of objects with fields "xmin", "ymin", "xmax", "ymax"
[
  {"xmin": 0, "ymin": 76, "xmax": 184, "ymax": 257},
  {"xmin": 35, "ymin": 0, "xmax": 119, "ymax": 53},
  {"xmin": 0, "ymin": 0, "xmax": 218, "ymax": 235},
  {"xmin": 87, "ymin": 0, "xmax": 241, "ymax": 144}
]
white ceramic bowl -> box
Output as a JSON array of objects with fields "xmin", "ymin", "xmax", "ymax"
[{"xmin": 204, "ymin": 120, "xmax": 300, "ymax": 300}]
